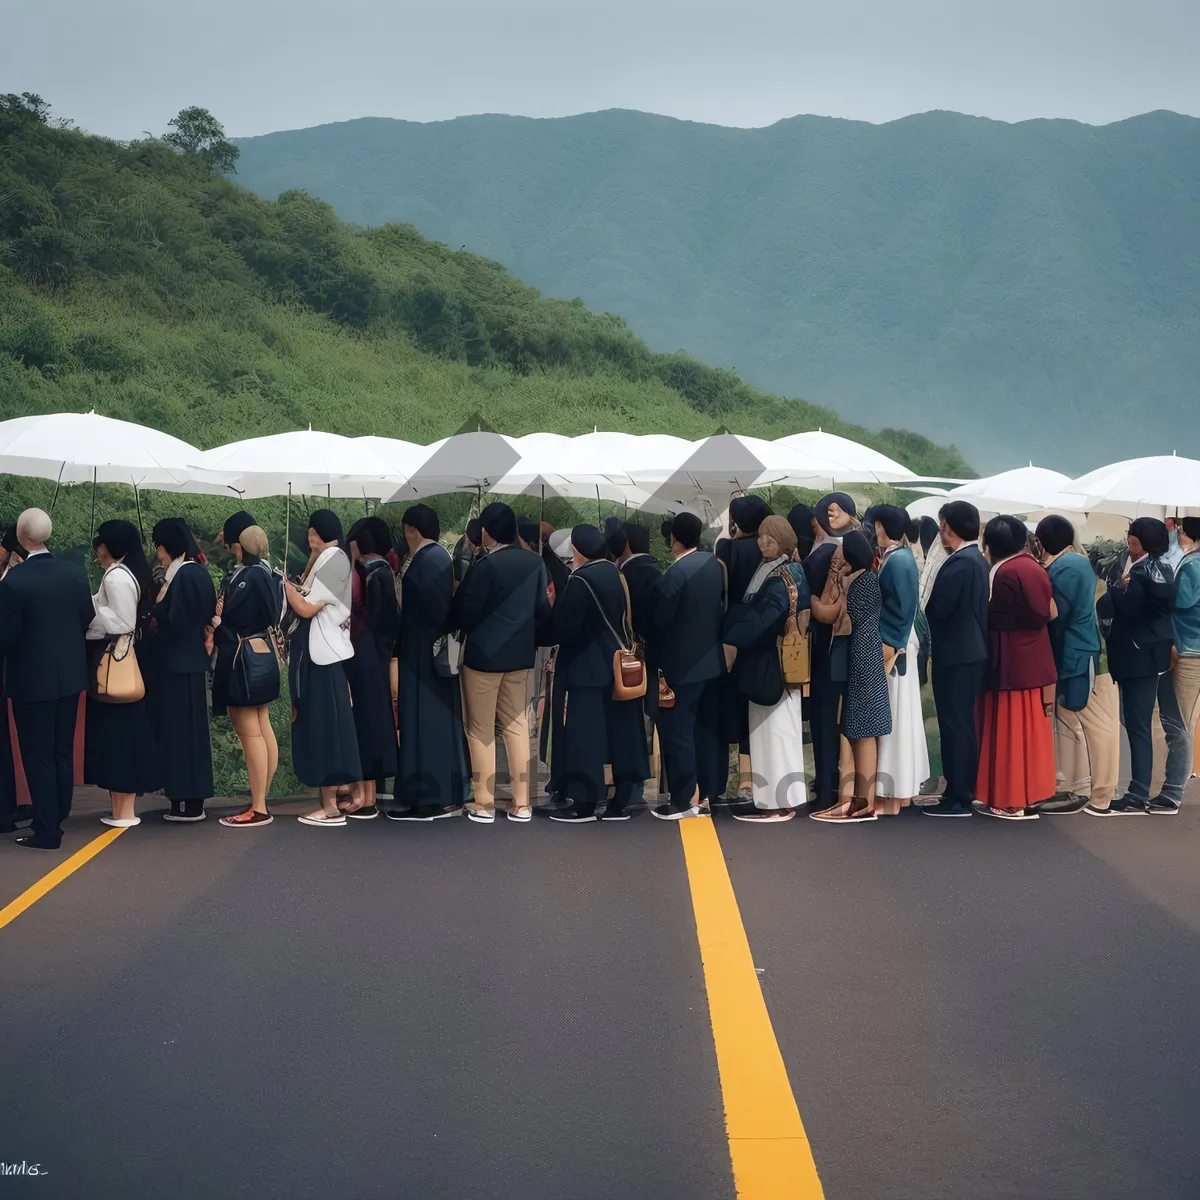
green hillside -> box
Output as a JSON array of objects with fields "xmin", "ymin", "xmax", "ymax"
[{"xmin": 233, "ymin": 108, "xmax": 1200, "ymax": 472}]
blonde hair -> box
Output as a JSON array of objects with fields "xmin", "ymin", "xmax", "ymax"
[
  {"xmin": 758, "ymin": 515, "xmax": 798, "ymax": 557},
  {"xmin": 239, "ymin": 525, "xmax": 269, "ymax": 559}
]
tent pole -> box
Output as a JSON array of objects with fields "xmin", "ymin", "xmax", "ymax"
[
  {"xmin": 285, "ymin": 484, "xmax": 292, "ymax": 575},
  {"xmin": 540, "ymin": 485, "xmax": 545, "ymax": 552},
  {"xmin": 89, "ymin": 466, "xmax": 97, "ymax": 541},
  {"xmin": 596, "ymin": 484, "xmax": 602, "ymax": 527},
  {"xmin": 133, "ymin": 484, "xmax": 145, "ymax": 543}
]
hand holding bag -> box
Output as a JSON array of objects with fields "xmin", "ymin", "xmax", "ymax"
[{"xmin": 229, "ymin": 631, "xmax": 281, "ymax": 708}]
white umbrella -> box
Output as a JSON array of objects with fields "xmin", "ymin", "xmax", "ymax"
[
  {"xmin": 1060, "ymin": 454, "xmax": 1200, "ymax": 515},
  {"xmin": 941, "ymin": 465, "xmax": 1081, "ymax": 514},
  {"xmin": 386, "ymin": 431, "xmax": 524, "ymax": 501},
  {"xmin": 774, "ymin": 430, "xmax": 918, "ymax": 484}
]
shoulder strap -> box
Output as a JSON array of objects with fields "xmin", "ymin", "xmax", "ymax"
[
  {"xmin": 774, "ymin": 565, "xmax": 799, "ymax": 629},
  {"xmin": 716, "ymin": 554, "xmax": 728, "ymax": 613},
  {"xmin": 571, "ymin": 570, "xmax": 633, "ymax": 653}
]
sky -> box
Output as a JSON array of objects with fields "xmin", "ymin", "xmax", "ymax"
[{"xmin": 4, "ymin": 0, "xmax": 1198, "ymax": 139}]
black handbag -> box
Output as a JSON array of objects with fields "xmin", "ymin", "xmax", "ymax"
[{"xmin": 229, "ymin": 631, "xmax": 281, "ymax": 707}]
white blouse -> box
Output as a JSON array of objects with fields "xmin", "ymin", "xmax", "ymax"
[{"xmin": 87, "ymin": 562, "xmax": 141, "ymax": 640}]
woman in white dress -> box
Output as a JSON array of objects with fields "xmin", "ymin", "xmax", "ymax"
[
  {"xmin": 721, "ymin": 516, "xmax": 810, "ymax": 822},
  {"xmin": 872, "ymin": 507, "xmax": 929, "ymax": 811}
]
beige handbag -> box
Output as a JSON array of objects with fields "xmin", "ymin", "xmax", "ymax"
[
  {"xmin": 778, "ymin": 568, "xmax": 811, "ymax": 687},
  {"xmin": 93, "ymin": 633, "xmax": 145, "ymax": 704}
]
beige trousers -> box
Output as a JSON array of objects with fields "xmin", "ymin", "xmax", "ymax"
[
  {"xmin": 461, "ymin": 665, "xmax": 532, "ymax": 813},
  {"xmin": 1150, "ymin": 657, "xmax": 1200, "ymax": 795},
  {"xmin": 1054, "ymin": 673, "xmax": 1119, "ymax": 809}
]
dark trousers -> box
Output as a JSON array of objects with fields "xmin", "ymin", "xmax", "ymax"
[
  {"xmin": 1118, "ymin": 674, "xmax": 1159, "ymax": 800},
  {"xmin": 0, "ymin": 702, "xmax": 17, "ymax": 824},
  {"xmin": 808, "ymin": 657, "xmax": 843, "ymax": 808},
  {"xmin": 11, "ymin": 695, "xmax": 79, "ymax": 847},
  {"xmin": 658, "ymin": 679, "xmax": 724, "ymax": 805},
  {"xmin": 932, "ymin": 660, "xmax": 987, "ymax": 805}
]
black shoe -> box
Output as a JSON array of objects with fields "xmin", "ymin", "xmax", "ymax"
[
  {"xmin": 387, "ymin": 805, "xmax": 462, "ymax": 822},
  {"xmin": 533, "ymin": 797, "xmax": 573, "ymax": 818},
  {"xmin": 922, "ymin": 798, "xmax": 973, "ymax": 818},
  {"xmin": 651, "ymin": 799, "xmax": 700, "ymax": 821},
  {"xmin": 1108, "ymin": 794, "xmax": 1149, "ymax": 816},
  {"xmin": 549, "ymin": 804, "xmax": 598, "ymax": 823},
  {"xmin": 1033, "ymin": 793, "xmax": 1088, "ymax": 815},
  {"xmin": 1147, "ymin": 795, "xmax": 1181, "ymax": 815},
  {"xmin": 15, "ymin": 836, "xmax": 61, "ymax": 850},
  {"xmin": 600, "ymin": 802, "xmax": 646, "ymax": 821},
  {"xmin": 14, "ymin": 804, "xmax": 32, "ymax": 828},
  {"xmin": 1083, "ymin": 802, "xmax": 1114, "ymax": 817}
]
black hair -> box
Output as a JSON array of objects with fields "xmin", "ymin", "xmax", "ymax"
[
  {"xmin": 841, "ymin": 529, "xmax": 874, "ymax": 573},
  {"xmin": 940, "ymin": 500, "xmax": 981, "ymax": 543},
  {"xmin": 94, "ymin": 519, "xmax": 155, "ymax": 624},
  {"xmin": 1180, "ymin": 517, "xmax": 1200, "ymax": 544},
  {"xmin": 480, "ymin": 501, "xmax": 517, "ymax": 545},
  {"xmin": 873, "ymin": 505, "xmax": 909, "ymax": 543},
  {"xmin": 1034, "ymin": 515, "xmax": 1075, "ymax": 557},
  {"xmin": 623, "ymin": 522, "xmax": 651, "ymax": 556},
  {"xmin": 347, "ymin": 519, "xmax": 377, "ymax": 557},
  {"xmin": 906, "ymin": 518, "xmax": 921, "ymax": 545},
  {"xmin": 1129, "ymin": 517, "xmax": 1169, "ymax": 558},
  {"xmin": 308, "ymin": 509, "xmax": 343, "ymax": 546},
  {"xmin": 671, "ymin": 512, "xmax": 703, "ymax": 550},
  {"xmin": 918, "ymin": 516, "xmax": 939, "ymax": 554},
  {"xmin": 222, "ymin": 510, "xmax": 255, "ymax": 547},
  {"xmin": 604, "ymin": 516, "xmax": 628, "ymax": 559},
  {"xmin": 152, "ymin": 518, "xmax": 193, "ymax": 562},
  {"xmin": 518, "ymin": 521, "xmax": 540, "ymax": 549},
  {"xmin": 465, "ymin": 517, "xmax": 483, "ymax": 547},
  {"xmin": 403, "ymin": 504, "xmax": 441, "ymax": 543},
  {"xmin": 571, "ymin": 524, "xmax": 607, "ymax": 561},
  {"xmin": 2, "ymin": 525, "xmax": 23, "ymax": 556},
  {"xmin": 982, "ymin": 515, "xmax": 1028, "ymax": 562}
]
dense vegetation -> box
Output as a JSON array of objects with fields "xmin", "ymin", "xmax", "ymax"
[{"xmin": 234, "ymin": 107, "xmax": 1200, "ymax": 471}]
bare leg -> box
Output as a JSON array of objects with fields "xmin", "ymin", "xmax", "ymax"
[
  {"xmin": 851, "ymin": 737, "xmax": 880, "ymax": 809},
  {"xmin": 257, "ymin": 705, "xmax": 278, "ymax": 802},
  {"xmin": 110, "ymin": 791, "xmax": 136, "ymax": 821},
  {"xmin": 230, "ymin": 706, "xmax": 269, "ymax": 814}
]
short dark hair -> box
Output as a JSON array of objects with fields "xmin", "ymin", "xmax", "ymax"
[
  {"xmin": 983, "ymin": 515, "xmax": 1027, "ymax": 561},
  {"xmin": 604, "ymin": 516, "xmax": 628, "ymax": 559},
  {"xmin": 465, "ymin": 517, "xmax": 483, "ymax": 546},
  {"xmin": 1035, "ymin": 515, "xmax": 1075, "ymax": 556},
  {"xmin": 1129, "ymin": 516, "xmax": 1169, "ymax": 557},
  {"xmin": 480, "ymin": 501, "xmax": 517, "ymax": 545},
  {"xmin": 671, "ymin": 512, "xmax": 703, "ymax": 550},
  {"xmin": 518, "ymin": 521, "xmax": 540, "ymax": 548},
  {"xmin": 906, "ymin": 518, "xmax": 921, "ymax": 545},
  {"xmin": 624, "ymin": 522, "xmax": 651, "ymax": 555},
  {"xmin": 940, "ymin": 500, "xmax": 981, "ymax": 542},
  {"xmin": 402, "ymin": 504, "xmax": 440, "ymax": 542},
  {"xmin": 1181, "ymin": 517, "xmax": 1200, "ymax": 543}
]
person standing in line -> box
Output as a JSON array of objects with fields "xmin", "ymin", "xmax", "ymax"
[
  {"xmin": 1033, "ymin": 516, "xmax": 1119, "ymax": 817},
  {"xmin": 972, "ymin": 516, "xmax": 1057, "ymax": 820},
  {"xmin": 283, "ymin": 510, "xmax": 362, "ymax": 827},
  {"xmin": 922, "ymin": 501, "xmax": 990, "ymax": 818},
  {"xmin": 811, "ymin": 530, "xmax": 891, "ymax": 823},
  {"xmin": 391, "ymin": 504, "xmax": 468, "ymax": 821},
  {"xmin": 872, "ymin": 506, "xmax": 929, "ymax": 811},
  {"xmin": 651, "ymin": 513, "xmax": 727, "ymax": 820},
  {"xmin": 716, "ymin": 496, "xmax": 771, "ymax": 803},
  {"xmin": 341, "ymin": 519, "xmax": 399, "ymax": 820},
  {"xmin": 786, "ymin": 504, "xmax": 815, "ymax": 564},
  {"xmin": 453, "ymin": 502, "xmax": 550, "ymax": 824},
  {"xmin": 1152, "ymin": 516, "xmax": 1200, "ymax": 813},
  {"xmin": 615, "ymin": 521, "xmax": 662, "ymax": 726},
  {"xmin": 804, "ymin": 493, "xmax": 859, "ymax": 811},
  {"xmin": 84, "ymin": 521, "xmax": 163, "ymax": 828},
  {"xmin": 213, "ymin": 525, "xmax": 282, "ymax": 829},
  {"xmin": 149, "ymin": 519, "xmax": 216, "ymax": 823},
  {"xmin": 0, "ymin": 525, "xmax": 29, "ymax": 835},
  {"xmin": 543, "ymin": 526, "xmax": 650, "ymax": 823},
  {"xmin": 721, "ymin": 515, "xmax": 809, "ymax": 822},
  {"xmin": 1102, "ymin": 517, "xmax": 1178, "ymax": 815},
  {"xmin": 0, "ymin": 510, "xmax": 93, "ymax": 849}
]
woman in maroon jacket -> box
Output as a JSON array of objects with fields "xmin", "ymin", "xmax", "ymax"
[{"xmin": 975, "ymin": 515, "xmax": 1058, "ymax": 819}]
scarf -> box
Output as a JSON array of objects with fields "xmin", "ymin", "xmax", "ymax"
[{"xmin": 743, "ymin": 554, "xmax": 788, "ymax": 601}]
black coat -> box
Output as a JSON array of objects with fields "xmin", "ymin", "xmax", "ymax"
[
  {"xmin": 654, "ymin": 551, "xmax": 727, "ymax": 689},
  {"xmin": 452, "ymin": 544, "xmax": 550, "ymax": 673},
  {"xmin": 722, "ymin": 575, "xmax": 790, "ymax": 706},
  {"xmin": 212, "ymin": 562, "xmax": 283, "ymax": 714},
  {"xmin": 549, "ymin": 559, "xmax": 629, "ymax": 689},
  {"xmin": 621, "ymin": 553, "xmax": 663, "ymax": 668},
  {"xmin": 717, "ymin": 536, "xmax": 763, "ymax": 607},
  {"xmin": 1104, "ymin": 556, "xmax": 1177, "ymax": 681},
  {"xmin": 803, "ymin": 541, "xmax": 839, "ymax": 663},
  {"xmin": 0, "ymin": 553, "xmax": 94, "ymax": 702},
  {"xmin": 151, "ymin": 561, "xmax": 217, "ymax": 675},
  {"xmin": 926, "ymin": 545, "xmax": 990, "ymax": 667}
]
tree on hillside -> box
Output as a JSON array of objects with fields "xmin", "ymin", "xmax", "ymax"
[
  {"xmin": 163, "ymin": 106, "xmax": 239, "ymax": 174},
  {"xmin": 0, "ymin": 92, "xmax": 51, "ymax": 122}
]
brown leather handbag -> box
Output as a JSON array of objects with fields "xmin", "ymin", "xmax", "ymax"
[
  {"xmin": 777, "ymin": 567, "xmax": 810, "ymax": 687},
  {"xmin": 658, "ymin": 672, "xmax": 676, "ymax": 709},
  {"xmin": 573, "ymin": 571, "xmax": 647, "ymax": 701}
]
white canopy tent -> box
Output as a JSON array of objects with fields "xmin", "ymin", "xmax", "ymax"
[{"xmin": 774, "ymin": 430, "xmax": 918, "ymax": 485}]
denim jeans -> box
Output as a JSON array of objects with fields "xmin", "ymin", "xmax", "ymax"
[{"xmin": 1156, "ymin": 659, "xmax": 1200, "ymax": 804}]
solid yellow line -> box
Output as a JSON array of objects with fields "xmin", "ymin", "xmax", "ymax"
[
  {"xmin": 678, "ymin": 817, "xmax": 824, "ymax": 1199},
  {"xmin": 0, "ymin": 827, "xmax": 128, "ymax": 931}
]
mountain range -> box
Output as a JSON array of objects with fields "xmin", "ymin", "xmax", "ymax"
[{"xmin": 233, "ymin": 107, "xmax": 1200, "ymax": 472}]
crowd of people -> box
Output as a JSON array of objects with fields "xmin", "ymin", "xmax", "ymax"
[{"xmin": 1, "ymin": 489, "xmax": 1197, "ymax": 849}]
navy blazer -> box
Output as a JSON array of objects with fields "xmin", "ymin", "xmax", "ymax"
[
  {"xmin": 925, "ymin": 544, "xmax": 989, "ymax": 667},
  {"xmin": 550, "ymin": 559, "xmax": 629, "ymax": 689},
  {"xmin": 151, "ymin": 561, "xmax": 217, "ymax": 675},
  {"xmin": 1104, "ymin": 556, "xmax": 1176, "ymax": 682},
  {"xmin": 722, "ymin": 574, "xmax": 790, "ymax": 706},
  {"xmin": 0, "ymin": 553, "xmax": 95, "ymax": 703},
  {"xmin": 452, "ymin": 544, "xmax": 551, "ymax": 673},
  {"xmin": 620, "ymin": 553, "xmax": 662, "ymax": 669},
  {"xmin": 654, "ymin": 550, "xmax": 727, "ymax": 688}
]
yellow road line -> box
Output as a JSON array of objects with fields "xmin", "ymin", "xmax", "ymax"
[
  {"xmin": 0, "ymin": 827, "xmax": 128, "ymax": 931},
  {"xmin": 679, "ymin": 817, "xmax": 824, "ymax": 1199}
]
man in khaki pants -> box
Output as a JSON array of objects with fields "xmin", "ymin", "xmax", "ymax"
[{"xmin": 451, "ymin": 503, "xmax": 551, "ymax": 824}]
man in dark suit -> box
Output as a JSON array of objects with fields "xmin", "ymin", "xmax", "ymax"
[
  {"xmin": 452, "ymin": 502, "xmax": 551, "ymax": 822},
  {"xmin": 651, "ymin": 513, "xmax": 727, "ymax": 819},
  {"xmin": 923, "ymin": 500, "xmax": 990, "ymax": 818},
  {"xmin": 0, "ymin": 509, "xmax": 95, "ymax": 849}
]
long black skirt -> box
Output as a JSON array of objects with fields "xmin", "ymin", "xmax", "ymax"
[
  {"xmin": 345, "ymin": 634, "xmax": 397, "ymax": 781},
  {"xmin": 552, "ymin": 684, "xmax": 650, "ymax": 813},
  {"xmin": 396, "ymin": 662, "xmax": 468, "ymax": 810},
  {"xmin": 290, "ymin": 651, "xmax": 362, "ymax": 789},
  {"xmin": 152, "ymin": 671, "xmax": 214, "ymax": 801},
  {"xmin": 84, "ymin": 693, "xmax": 164, "ymax": 795}
]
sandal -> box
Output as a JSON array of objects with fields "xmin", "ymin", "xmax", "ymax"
[
  {"xmin": 507, "ymin": 807, "xmax": 532, "ymax": 822},
  {"xmin": 298, "ymin": 809, "xmax": 346, "ymax": 827},
  {"xmin": 219, "ymin": 809, "xmax": 273, "ymax": 828}
]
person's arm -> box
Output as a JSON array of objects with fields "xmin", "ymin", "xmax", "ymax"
[
  {"xmin": 652, "ymin": 562, "xmax": 685, "ymax": 632},
  {"xmin": 551, "ymin": 575, "xmax": 590, "ymax": 646},
  {"xmin": 284, "ymin": 579, "xmax": 324, "ymax": 620},
  {"xmin": 924, "ymin": 559, "xmax": 963, "ymax": 621},
  {"xmin": 1176, "ymin": 561, "xmax": 1200, "ymax": 612},
  {"xmin": 723, "ymin": 579, "xmax": 789, "ymax": 651},
  {"xmin": 0, "ymin": 581, "xmax": 21, "ymax": 652},
  {"xmin": 450, "ymin": 557, "xmax": 488, "ymax": 633},
  {"xmin": 416, "ymin": 551, "xmax": 454, "ymax": 633},
  {"xmin": 89, "ymin": 569, "xmax": 138, "ymax": 636},
  {"xmin": 542, "ymin": 543, "xmax": 569, "ymax": 598}
]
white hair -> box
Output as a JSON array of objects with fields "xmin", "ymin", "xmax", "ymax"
[{"xmin": 16, "ymin": 508, "xmax": 52, "ymax": 545}]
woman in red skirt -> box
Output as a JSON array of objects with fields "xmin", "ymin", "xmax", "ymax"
[{"xmin": 975, "ymin": 515, "xmax": 1057, "ymax": 819}]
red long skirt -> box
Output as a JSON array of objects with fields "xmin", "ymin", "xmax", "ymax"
[{"xmin": 976, "ymin": 688, "xmax": 1055, "ymax": 811}]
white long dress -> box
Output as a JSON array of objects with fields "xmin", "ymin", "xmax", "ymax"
[
  {"xmin": 748, "ymin": 690, "xmax": 808, "ymax": 810},
  {"xmin": 875, "ymin": 624, "xmax": 930, "ymax": 799}
]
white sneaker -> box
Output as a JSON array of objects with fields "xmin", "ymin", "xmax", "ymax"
[
  {"xmin": 101, "ymin": 816, "xmax": 141, "ymax": 828},
  {"xmin": 466, "ymin": 807, "xmax": 496, "ymax": 824}
]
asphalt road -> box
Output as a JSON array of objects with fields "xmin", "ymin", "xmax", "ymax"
[{"xmin": 3, "ymin": 794, "xmax": 1200, "ymax": 1199}]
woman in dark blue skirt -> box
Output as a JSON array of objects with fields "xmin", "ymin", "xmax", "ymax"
[
  {"xmin": 284, "ymin": 510, "xmax": 362, "ymax": 828},
  {"xmin": 342, "ymin": 518, "xmax": 399, "ymax": 819},
  {"xmin": 149, "ymin": 519, "xmax": 216, "ymax": 822}
]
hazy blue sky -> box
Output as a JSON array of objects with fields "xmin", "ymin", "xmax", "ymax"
[{"xmin": 5, "ymin": 0, "xmax": 1198, "ymax": 138}]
